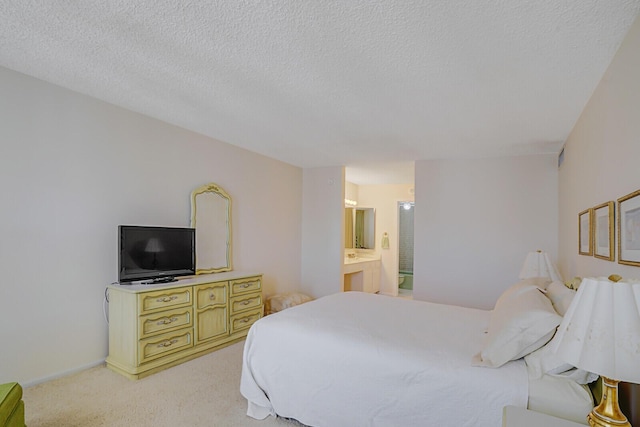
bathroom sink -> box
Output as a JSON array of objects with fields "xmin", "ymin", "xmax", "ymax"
[{"xmin": 344, "ymin": 255, "xmax": 380, "ymax": 264}]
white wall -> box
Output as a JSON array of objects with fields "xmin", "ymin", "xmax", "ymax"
[
  {"xmin": 413, "ymin": 154, "xmax": 559, "ymax": 310},
  {"xmin": 345, "ymin": 180, "xmax": 359, "ymax": 203},
  {"xmin": 0, "ymin": 67, "xmax": 303, "ymax": 385},
  {"xmin": 356, "ymin": 184, "xmax": 415, "ymax": 295},
  {"xmin": 301, "ymin": 167, "xmax": 345, "ymax": 297},
  {"xmin": 558, "ymin": 15, "xmax": 640, "ymax": 281}
]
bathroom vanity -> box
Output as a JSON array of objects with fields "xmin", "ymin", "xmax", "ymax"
[
  {"xmin": 343, "ymin": 203, "xmax": 381, "ymax": 293},
  {"xmin": 343, "ymin": 255, "xmax": 381, "ymax": 293}
]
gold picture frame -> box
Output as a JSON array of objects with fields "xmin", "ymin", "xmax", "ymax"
[
  {"xmin": 618, "ymin": 189, "xmax": 640, "ymax": 267},
  {"xmin": 593, "ymin": 201, "xmax": 614, "ymax": 261},
  {"xmin": 578, "ymin": 208, "xmax": 593, "ymax": 256}
]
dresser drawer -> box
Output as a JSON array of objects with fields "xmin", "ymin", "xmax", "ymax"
[
  {"xmin": 138, "ymin": 328, "xmax": 193, "ymax": 363},
  {"xmin": 139, "ymin": 288, "xmax": 192, "ymax": 314},
  {"xmin": 230, "ymin": 277, "xmax": 261, "ymax": 296},
  {"xmin": 139, "ymin": 307, "xmax": 193, "ymax": 339},
  {"xmin": 230, "ymin": 293, "xmax": 263, "ymax": 315},
  {"xmin": 230, "ymin": 308, "xmax": 262, "ymax": 334},
  {"xmin": 195, "ymin": 282, "xmax": 228, "ymax": 310}
]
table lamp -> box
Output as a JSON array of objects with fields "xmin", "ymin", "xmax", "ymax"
[
  {"xmin": 551, "ymin": 277, "xmax": 640, "ymax": 427},
  {"xmin": 519, "ymin": 250, "xmax": 563, "ymax": 282},
  {"xmin": 145, "ymin": 237, "xmax": 165, "ymax": 269}
]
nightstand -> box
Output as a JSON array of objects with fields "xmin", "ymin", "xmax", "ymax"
[{"xmin": 503, "ymin": 406, "xmax": 587, "ymax": 427}]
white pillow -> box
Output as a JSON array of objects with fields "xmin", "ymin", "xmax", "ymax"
[
  {"xmin": 546, "ymin": 280, "xmax": 576, "ymax": 316},
  {"xmin": 496, "ymin": 278, "xmax": 550, "ymax": 304},
  {"xmin": 473, "ymin": 285, "xmax": 562, "ymax": 368},
  {"xmin": 525, "ymin": 332, "xmax": 598, "ymax": 384},
  {"xmin": 524, "ymin": 331, "xmax": 573, "ymax": 378},
  {"xmin": 527, "ymin": 371, "xmax": 595, "ymax": 423},
  {"xmin": 520, "ymin": 277, "xmax": 553, "ymax": 290}
]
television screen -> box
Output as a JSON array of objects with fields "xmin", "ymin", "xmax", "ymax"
[{"xmin": 118, "ymin": 225, "xmax": 195, "ymax": 283}]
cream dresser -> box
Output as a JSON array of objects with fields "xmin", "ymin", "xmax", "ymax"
[{"xmin": 106, "ymin": 271, "xmax": 262, "ymax": 379}]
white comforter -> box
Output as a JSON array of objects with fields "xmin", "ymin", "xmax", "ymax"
[{"xmin": 241, "ymin": 292, "xmax": 528, "ymax": 427}]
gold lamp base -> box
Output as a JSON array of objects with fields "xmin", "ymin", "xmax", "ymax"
[{"xmin": 588, "ymin": 377, "xmax": 630, "ymax": 427}]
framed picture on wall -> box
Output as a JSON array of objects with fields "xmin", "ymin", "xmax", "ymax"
[
  {"xmin": 618, "ymin": 189, "xmax": 640, "ymax": 266},
  {"xmin": 593, "ymin": 201, "xmax": 614, "ymax": 261},
  {"xmin": 578, "ymin": 208, "xmax": 593, "ymax": 256}
]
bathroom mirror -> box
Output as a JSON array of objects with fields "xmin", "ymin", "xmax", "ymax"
[
  {"xmin": 190, "ymin": 183, "xmax": 232, "ymax": 273},
  {"xmin": 344, "ymin": 207, "xmax": 375, "ymax": 249}
]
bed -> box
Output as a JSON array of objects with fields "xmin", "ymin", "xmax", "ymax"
[{"xmin": 240, "ymin": 281, "xmax": 595, "ymax": 427}]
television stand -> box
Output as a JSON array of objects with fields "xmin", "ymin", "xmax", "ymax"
[
  {"xmin": 142, "ymin": 276, "xmax": 177, "ymax": 285},
  {"xmin": 106, "ymin": 272, "xmax": 264, "ymax": 379}
]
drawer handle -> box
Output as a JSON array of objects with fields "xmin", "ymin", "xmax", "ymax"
[
  {"xmin": 242, "ymin": 300, "xmax": 251, "ymax": 305},
  {"xmin": 158, "ymin": 339, "xmax": 179, "ymax": 348},
  {"xmin": 240, "ymin": 283, "xmax": 251, "ymax": 288},
  {"xmin": 209, "ymin": 293, "xmax": 216, "ymax": 300},
  {"xmin": 157, "ymin": 317, "xmax": 178, "ymax": 325},
  {"xmin": 240, "ymin": 317, "xmax": 251, "ymax": 323},
  {"xmin": 157, "ymin": 296, "xmax": 178, "ymax": 303}
]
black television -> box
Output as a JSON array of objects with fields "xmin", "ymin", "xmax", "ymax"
[{"xmin": 118, "ymin": 225, "xmax": 196, "ymax": 284}]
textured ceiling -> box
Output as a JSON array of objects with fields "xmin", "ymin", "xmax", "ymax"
[{"xmin": 1, "ymin": 1, "xmax": 639, "ymax": 184}]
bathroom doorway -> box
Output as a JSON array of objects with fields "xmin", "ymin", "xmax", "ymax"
[{"xmin": 398, "ymin": 201, "xmax": 414, "ymax": 298}]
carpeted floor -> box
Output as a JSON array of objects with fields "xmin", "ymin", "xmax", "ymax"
[{"xmin": 23, "ymin": 341, "xmax": 304, "ymax": 427}]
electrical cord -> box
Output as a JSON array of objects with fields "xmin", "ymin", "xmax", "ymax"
[{"xmin": 103, "ymin": 286, "xmax": 110, "ymax": 325}]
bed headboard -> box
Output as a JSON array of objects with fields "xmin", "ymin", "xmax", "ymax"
[{"xmin": 619, "ymin": 382, "xmax": 640, "ymax": 427}]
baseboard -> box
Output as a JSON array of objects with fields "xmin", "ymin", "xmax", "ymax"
[{"xmin": 22, "ymin": 358, "xmax": 106, "ymax": 388}]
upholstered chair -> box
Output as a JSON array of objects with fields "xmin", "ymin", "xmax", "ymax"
[{"xmin": 0, "ymin": 383, "xmax": 25, "ymax": 427}]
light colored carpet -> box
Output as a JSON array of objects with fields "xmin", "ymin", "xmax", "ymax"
[{"xmin": 23, "ymin": 341, "xmax": 304, "ymax": 427}]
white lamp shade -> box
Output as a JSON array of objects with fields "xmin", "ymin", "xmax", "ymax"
[
  {"xmin": 551, "ymin": 278, "xmax": 640, "ymax": 383},
  {"xmin": 519, "ymin": 251, "xmax": 563, "ymax": 282}
]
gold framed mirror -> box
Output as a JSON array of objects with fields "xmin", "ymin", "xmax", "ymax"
[{"xmin": 190, "ymin": 183, "xmax": 232, "ymax": 273}]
